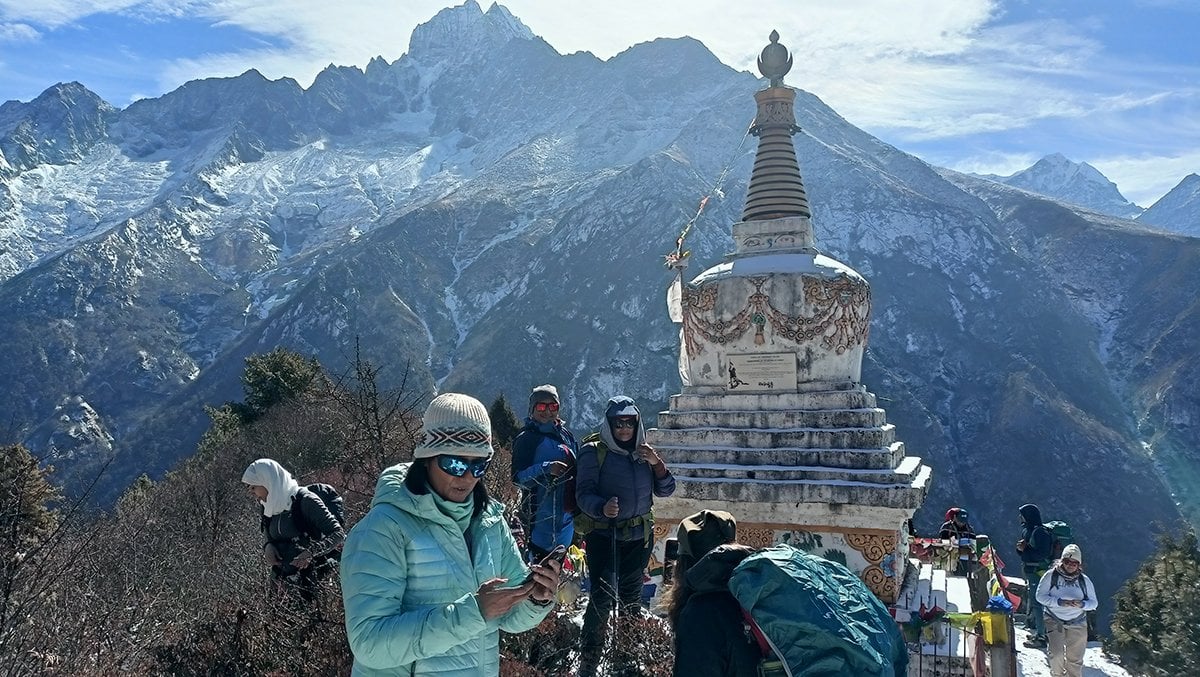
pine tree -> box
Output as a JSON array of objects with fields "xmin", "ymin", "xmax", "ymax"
[
  {"xmin": 1109, "ymin": 528, "xmax": 1200, "ymax": 674},
  {"xmin": 239, "ymin": 347, "xmax": 323, "ymax": 420},
  {"xmin": 490, "ymin": 394, "xmax": 522, "ymax": 449}
]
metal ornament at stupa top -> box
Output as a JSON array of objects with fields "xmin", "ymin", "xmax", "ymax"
[{"xmin": 649, "ymin": 32, "xmax": 931, "ymax": 605}]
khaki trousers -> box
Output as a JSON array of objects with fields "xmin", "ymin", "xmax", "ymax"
[{"xmin": 1044, "ymin": 612, "xmax": 1088, "ymax": 677}]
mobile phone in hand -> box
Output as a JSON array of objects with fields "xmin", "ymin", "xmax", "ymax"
[{"xmin": 524, "ymin": 545, "xmax": 568, "ymax": 583}]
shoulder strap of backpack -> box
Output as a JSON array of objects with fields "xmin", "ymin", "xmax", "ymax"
[{"xmin": 740, "ymin": 607, "xmax": 774, "ymax": 659}]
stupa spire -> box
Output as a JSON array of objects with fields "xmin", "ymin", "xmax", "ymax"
[{"xmin": 742, "ymin": 31, "xmax": 811, "ymax": 223}]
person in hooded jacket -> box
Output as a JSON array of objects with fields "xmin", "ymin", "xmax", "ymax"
[
  {"xmin": 574, "ymin": 395, "xmax": 675, "ymax": 677},
  {"xmin": 1017, "ymin": 502, "xmax": 1054, "ymax": 647},
  {"xmin": 511, "ymin": 384, "xmax": 578, "ymax": 561},
  {"xmin": 665, "ymin": 510, "xmax": 761, "ymax": 677},
  {"xmin": 340, "ymin": 393, "xmax": 561, "ymax": 676},
  {"xmin": 242, "ymin": 458, "xmax": 344, "ymax": 600},
  {"xmin": 1035, "ymin": 544, "xmax": 1096, "ymax": 677}
]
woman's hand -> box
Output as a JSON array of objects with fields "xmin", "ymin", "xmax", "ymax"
[
  {"xmin": 638, "ymin": 443, "xmax": 663, "ymax": 467},
  {"xmin": 527, "ymin": 558, "xmax": 562, "ymax": 603},
  {"xmin": 476, "ymin": 578, "xmax": 533, "ymax": 620},
  {"xmin": 292, "ymin": 549, "xmax": 313, "ymax": 570},
  {"xmin": 263, "ymin": 542, "xmax": 283, "ymax": 567},
  {"xmin": 603, "ymin": 497, "xmax": 619, "ymax": 518}
]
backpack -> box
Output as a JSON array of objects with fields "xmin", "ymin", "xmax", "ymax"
[
  {"xmin": 1043, "ymin": 520, "xmax": 1074, "ymax": 560},
  {"xmin": 292, "ymin": 483, "xmax": 345, "ymax": 537},
  {"xmin": 570, "ymin": 433, "xmax": 608, "ymax": 537},
  {"xmin": 728, "ymin": 545, "xmax": 907, "ymax": 677}
]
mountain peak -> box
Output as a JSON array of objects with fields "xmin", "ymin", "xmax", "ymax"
[
  {"xmin": 407, "ymin": 1, "xmax": 535, "ymax": 64},
  {"xmin": 1138, "ymin": 173, "xmax": 1200, "ymax": 236},
  {"xmin": 1002, "ymin": 153, "xmax": 1142, "ymax": 219}
]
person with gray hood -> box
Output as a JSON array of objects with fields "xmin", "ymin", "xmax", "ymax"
[{"xmin": 574, "ymin": 395, "xmax": 675, "ymax": 677}]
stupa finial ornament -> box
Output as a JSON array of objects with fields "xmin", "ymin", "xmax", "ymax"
[{"xmin": 757, "ymin": 30, "xmax": 792, "ymax": 87}]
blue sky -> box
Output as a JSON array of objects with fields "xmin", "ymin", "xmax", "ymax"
[{"xmin": 1, "ymin": 0, "xmax": 1197, "ymax": 206}]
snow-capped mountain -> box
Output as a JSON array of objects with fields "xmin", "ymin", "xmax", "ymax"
[
  {"xmin": 994, "ymin": 153, "xmax": 1143, "ymax": 218},
  {"xmin": 1138, "ymin": 173, "xmax": 1200, "ymax": 236},
  {"xmin": 1, "ymin": 1, "xmax": 1196, "ymax": 623}
]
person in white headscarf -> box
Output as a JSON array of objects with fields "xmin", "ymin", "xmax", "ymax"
[{"xmin": 242, "ymin": 458, "xmax": 343, "ymax": 598}]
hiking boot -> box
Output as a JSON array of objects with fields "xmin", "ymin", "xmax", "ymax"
[{"xmin": 1023, "ymin": 636, "xmax": 1048, "ymax": 649}]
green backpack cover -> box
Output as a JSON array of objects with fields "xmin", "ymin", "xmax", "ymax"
[{"xmin": 728, "ymin": 544, "xmax": 907, "ymax": 677}]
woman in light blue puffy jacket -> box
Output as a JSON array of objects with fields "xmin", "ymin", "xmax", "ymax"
[{"xmin": 341, "ymin": 393, "xmax": 560, "ymax": 676}]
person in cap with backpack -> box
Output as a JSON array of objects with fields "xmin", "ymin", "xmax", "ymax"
[
  {"xmin": 340, "ymin": 393, "xmax": 560, "ymax": 676},
  {"xmin": 574, "ymin": 395, "xmax": 675, "ymax": 677},
  {"xmin": 1034, "ymin": 544, "xmax": 1096, "ymax": 677},
  {"xmin": 664, "ymin": 510, "xmax": 761, "ymax": 677},
  {"xmin": 939, "ymin": 507, "xmax": 976, "ymax": 575},
  {"xmin": 511, "ymin": 384, "xmax": 578, "ymax": 562},
  {"xmin": 1016, "ymin": 502, "xmax": 1053, "ymax": 647},
  {"xmin": 242, "ymin": 458, "xmax": 345, "ymax": 601}
]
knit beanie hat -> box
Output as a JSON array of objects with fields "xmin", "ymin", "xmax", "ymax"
[
  {"xmin": 1061, "ymin": 543, "xmax": 1082, "ymax": 564},
  {"xmin": 414, "ymin": 393, "xmax": 493, "ymax": 459},
  {"xmin": 528, "ymin": 384, "xmax": 560, "ymax": 414},
  {"xmin": 677, "ymin": 509, "xmax": 737, "ymax": 566}
]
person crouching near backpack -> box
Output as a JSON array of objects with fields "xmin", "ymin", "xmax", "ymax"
[
  {"xmin": 242, "ymin": 458, "xmax": 344, "ymax": 601},
  {"xmin": 574, "ymin": 396, "xmax": 676, "ymax": 677},
  {"xmin": 340, "ymin": 393, "xmax": 561, "ymax": 676},
  {"xmin": 664, "ymin": 510, "xmax": 761, "ymax": 677},
  {"xmin": 1035, "ymin": 544, "xmax": 1096, "ymax": 677}
]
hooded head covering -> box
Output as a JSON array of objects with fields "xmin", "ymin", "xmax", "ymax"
[
  {"xmin": 677, "ymin": 510, "xmax": 737, "ymax": 572},
  {"xmin": 599, "ymin": 395, "xmax": 644, "ymax": 452},
  {"xmin": 414, "ymin": 393, "xmax": 494, "ymax": 459},
  {"xmin": 241, "ymin": 458, "xmax": 301, "ymax": 517},
  {"xmin": 1018, "ymin": 503, "xmax": 1043, "ymax": 526}
]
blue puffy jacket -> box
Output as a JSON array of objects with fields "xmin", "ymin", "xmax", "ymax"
[
  {"xmin": 511, "ymin": 419, "xmax": 577, "ymax": 552},
  {"xmin": 341, "ymin": 463, "xmax": 551, "ymax": 676}
]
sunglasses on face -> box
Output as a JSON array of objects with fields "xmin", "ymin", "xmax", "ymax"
[
  {"xmin": 436, "ymin": 454, "xmax": 492, "ymax": 478},
  {"xmin": 1062, "ymin": 558, "xmax": 1080, "ymax": 566},
  {"xmin": 533, "ymin": 402, "xmax": 560, "ymax": 413},
  {"xmin": 612, "ymin": 418, "xmax": 638, "ymax": 430}
]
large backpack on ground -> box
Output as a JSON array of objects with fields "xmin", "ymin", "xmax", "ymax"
[
  {"xmin": 728, "ymin": 544, "xmax": 907, "ymax": 677},
  {"xmin": 1042, "ymin": 520, "xmax": 1074, "ymax": 561}
]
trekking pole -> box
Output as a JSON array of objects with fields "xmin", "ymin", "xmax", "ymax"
[{"xmin": 610, "ymin": 518, "xmax": 620, "ymax": 621}]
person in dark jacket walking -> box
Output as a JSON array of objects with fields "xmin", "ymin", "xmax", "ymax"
[
  {"xmin": 665, "ymin": 510, "xmax": 760, "ymax": 677},
  {"xmin": 511, "ymin": 384, "xmax": 578, "ymax": 561},
  {"xmin": 242, "ymin": 458, "xmax": 344, "ymax": 600},
  {"xmin": 574, "ymin": 396, "xmax": 675, "ymax": 677},
  {"xmin": 1017, "ymin": 502, "xmax": 1053, "ymax": 647}
]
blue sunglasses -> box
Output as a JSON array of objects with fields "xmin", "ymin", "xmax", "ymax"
[{"xmin": 436, "ymin": 454, "xmax": 492, "ymax": 478}]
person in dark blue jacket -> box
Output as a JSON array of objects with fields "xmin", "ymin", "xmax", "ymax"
[
  {"xmin": 574, "ymin": 396, "xmax": 675, "ymax": 677},
  {"xmin": 1017, "ymin": 502, "xmax": 1053, "ymax": 647},
  {"xmin": 511, "ymin": 384, "xmax": 578, "ymax": 561}
]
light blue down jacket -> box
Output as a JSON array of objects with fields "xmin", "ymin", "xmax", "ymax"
[{"xmin": 341, "ymin": 463, "xmax": 551, "ymax": 676}]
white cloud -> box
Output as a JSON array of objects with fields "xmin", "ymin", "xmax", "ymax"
[
  {"xmin": 0, "ymin": 1, "xmax": 142, "ymax": 28},
  {"xmin": 1094, "ymin": 152, "xmax": 1200, "ymax": 207},
  {"xmin": 0, "ymin": 21, "xmax": 39, "ymax": 42}
]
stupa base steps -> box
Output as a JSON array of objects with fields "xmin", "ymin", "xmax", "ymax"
[
  {"xmin": 652, "ymin": 424, "xmax": 896, "ymax": 449},
  {"xmin": 659, "ymin": 407, "xmax": 887, "ymax": 429},
  {"xmin": 671, "ymin": 387, "xmax": 876, "ymax": 411},
  {"xmin": 652, "ymin": 441, "xmax": 907, "ymax": 469},
  {"xmin": 670, "ymin": 465, "xmax": 931, "ymax": 509},
  {"xmin": 669, "ymin": 453, "xmax": 924, "ymax": 483}
]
